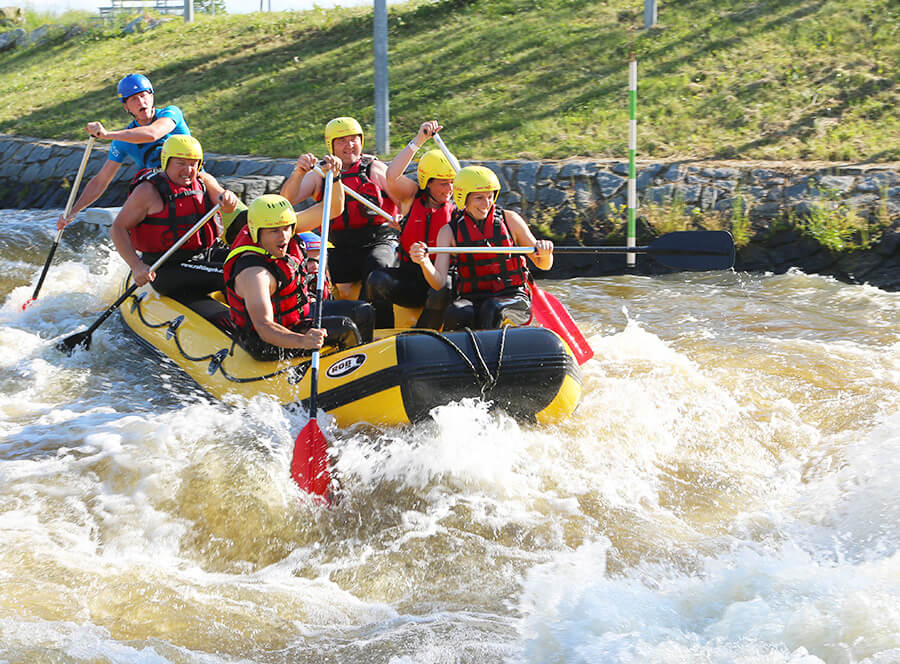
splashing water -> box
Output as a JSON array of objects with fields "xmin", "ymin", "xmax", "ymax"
[{"xmin": 1, "ymin": 210, "xmax": 898, "ymax": 663}]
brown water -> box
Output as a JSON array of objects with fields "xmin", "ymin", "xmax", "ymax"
[{"xmin": 1, "ymin": 209, "xmax": 898, "ymax": 663}]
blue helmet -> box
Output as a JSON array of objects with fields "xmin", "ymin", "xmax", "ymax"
[
  {"xmin": 299, "ymin": 231, "xmax": 332, "ymax": 251},
  {"xmin": 117, "ymin": 73, "xmax": 153, "ymax": 103},
  {"xmin": 299, "ymin": 231, "xmax": 322, "ymax": 251}
]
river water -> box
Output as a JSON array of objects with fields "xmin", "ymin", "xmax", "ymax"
[{"xmin": 1, "ymin": 209, "xmax": 898, "ymax": 663}]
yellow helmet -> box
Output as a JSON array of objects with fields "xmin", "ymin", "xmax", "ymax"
[
  {"xmin": 417, "ymin": 149, "xmax": 457, "ymax": 190},
  {"xmin": 160, "ymin": 134, "xmax": 202, "ymax": 171},
  {"xmin": 324, "ymin": 116, "xmax": 364, "ymax": 154},
  {"xmin": 452, "ymin": 165, "xmax": 500, "ymax": 210},
  {"xmin": 247, "ymin": 194, "xmax": 296, "ymax": 243}
]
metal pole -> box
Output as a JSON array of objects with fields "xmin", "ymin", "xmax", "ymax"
[
  {"xmin": 627, "ymin": 54, "xmax": 637, "ymax": 267},
  {"xmin": 373, "ymin": 0, "xmax": 390, "ymax": 156},
  {"xmin": 184, "ymin": 0, "xmax": 193, "ymax": 22},
  {"xmin": 644, "ymin": 0, "xmax": 657, "ymax": 28}
]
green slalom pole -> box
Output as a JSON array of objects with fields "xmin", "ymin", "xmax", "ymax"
[{"xmin": 627, "ymin": 53, "xmax": 637, "ymax": 267}]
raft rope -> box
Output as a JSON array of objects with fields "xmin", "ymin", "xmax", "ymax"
[
  {"xmin": 396, "ymin": 325, "xmax": 509, "ymax": 395},
  {"xmin": 127, "ymin": 292, "xmax": 310, "ymax": 384},
  {"xmin": 128, "ymin": 291, "xmax": 510, "ymax": 392}
]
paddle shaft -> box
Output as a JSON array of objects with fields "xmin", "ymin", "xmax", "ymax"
[
  {"xmin": 313, "ymin": 164, "xmax": 394, "ymax": 222},
  {"xmin": 426, "ymin": 230, "xmax": 735, "ymax": 271},
  {"xmin": 427, "ymin": 245, "xmax": 725, "ymax": 255},
  {"xmin": 432, "ymin": 133, "xmax": 461, "ymax": 171},
  {"xmin": 307, "ymin": 171, "xmax": 333, "ymax": 417},
  {"xmin": 61, "ymin": 203, "xmax": 221, "ymax": 349},
  {"xmin": 28, "ymin": 137, "xmax": 96, "ymax": 303}
]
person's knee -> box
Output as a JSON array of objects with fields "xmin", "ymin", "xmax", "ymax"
[
  {"xmin": 478, "ymin": 296, "xmax": 530, "ymax": 329},
  {"xmin": 349, "ymin": 301, "xmax": 375, "ymax": 342},
  {"xmin": 416, "ymin": 287, "xmax": 451, "ymax": 329},
  {"xmin": 424, "ymin": 286, "xmax": 451, "ymax": 311},
  {"xmin": 365, "ymin": 269, "xmax": 395, "ymax": 303},
  {"xmin": 324, "ymin": 315, "xmax": 362, "ymax": 350},
  {"xmin": 364, "ymin": 243, "xmax": 398, "ymax": 275},
  {"xmin": 443, "ymin": 300, "xmax": 473, "ymax": 331}
]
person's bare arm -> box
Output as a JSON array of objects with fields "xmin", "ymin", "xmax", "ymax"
[
  {"xmin": 410, "ymin": 224, "xmax": 454, "ymax": 291},
  {"xmin": 294, "ymin": 157, "xmax": 345, "ymax": 232},
  {"xmin": 86, "ymin": 116, "xmax": 176, "ymax": 144},
  {"xmin": 236, "ymin": 266, "xmax": 327, "ymax": 349},
  {"xmin": 57, "ymin": 159, "xmax": 122, "ymax": 229},
  {"xmin": 384, "ymin": 120, "xmax": 443, "ymax": 211},
  {"xmin": 281, "ymin": 164, "xmax": 322, "ymax": 205},
  {"xmin": 505, "ymin": 210, "xmax": 553, "ymax": 270},
  {"xmin": 109, "ymin": 183, "xmax": 159, "ymax": 285},
  {"xmin": 198, "ymin": 172, "xmax": 239, "ymax": 214}
]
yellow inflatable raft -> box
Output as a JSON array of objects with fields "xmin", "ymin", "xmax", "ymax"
[{"xmin": 118, "ymin": 278, "xmax": 582, "ymax": 428}]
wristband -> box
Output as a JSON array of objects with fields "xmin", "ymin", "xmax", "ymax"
[{"xmin": 407, "ymin": 140, "xmax": 421, "ymax": 152}]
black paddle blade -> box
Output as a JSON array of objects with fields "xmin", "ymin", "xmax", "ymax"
[
  {"xmin": 648, "ymin": 230, "xmax": 735, "ymax": 271},
  {"xmin": 56, "ymin": 331, "xmax": 91, "ymax": 355}
]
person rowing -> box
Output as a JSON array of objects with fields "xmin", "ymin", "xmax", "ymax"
[
  {"xmin": 223, "ymin": 192, "xmax": 374, "ymax": 361},
  {"xmin": 58, "ymin": 74, "xmax": 192, "ymax": 230},
  {"xmin": 279, "ymin": 116, "xmax": 400, "ymax": 300},
  {"xmin": 414, "ymin": 165, "xmax": 553, "ymax": 330},
  {"xmin": 365, "ymin": 120, "xmax": 455, "ymax": 329},
  {"xmin": 109, "ymin": 135, "xmax": 240, "ymax": 304}
]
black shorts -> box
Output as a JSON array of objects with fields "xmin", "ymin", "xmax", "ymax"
[
  {"xmin": 327, "ymin": 225, "xmax": 398, "ymax": 285},
  {"xmin": 141, "ymin": 244, "xmax": 229, "ymax": 304}
]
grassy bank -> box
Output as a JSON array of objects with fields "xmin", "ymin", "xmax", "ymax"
[{"xmin": 0, "ymin": 0, "xmax": 898, "ymax": 163}]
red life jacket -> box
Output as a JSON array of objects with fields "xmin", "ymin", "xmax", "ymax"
[
  {"xmin": 451, "ymin": 205, "xmax": 528, "ymax": 296},
  {"xmin": 398, "ymin": 193, "xmax": 453, "ymax": 264},
  {"xmin": 129, "ymin": 172, "xmax": 219, "ymax": 254},
  {"xmin": 223, "ymin": 225, "xmax": 311, "ymax": 334},
  {"xmin": 330, "ymin": 155, "xmax": 398, "ymax": 232}
]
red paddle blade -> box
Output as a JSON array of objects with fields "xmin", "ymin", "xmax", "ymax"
[
  {"xmin": 291, "ymin": 418, "xmax": 331, "ymax": 502},
  {"xmin": 530, "ymin": 286, "xmax": 594, "ymax": 365},
  {"xmin": 21, "ymin": 298, "xmax": 34, "ymax": 311}
]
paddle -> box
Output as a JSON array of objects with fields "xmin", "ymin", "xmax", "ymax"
[
  {"xmin": 291, "ymin": 169, "xmax": 333, "ymax": 502},
  {"xmin": 57, "ymin": 203, "xmax": 222, "ymax": 354},
  {"xmin": 528, "ymin": 286, "xmax": 594, "ymax": 364},
  {"xmin": 427, "ymin": 230, "xmax": 736, "ymax": 272},
  {"xmin": 312, "ymin": 164, "xmax": 394, "ymax": 222},
  {"xmin": 23, "ymin": 137, "xmax": 96, "ymax": 310},
  {"xmin": 433, "ymin": 133, "xmax": 461, "ymax": 172}
]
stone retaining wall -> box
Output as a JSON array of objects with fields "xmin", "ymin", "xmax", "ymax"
[{"xmin": 2, "ymin": 133, "xmax": 898, "ymax": 290}]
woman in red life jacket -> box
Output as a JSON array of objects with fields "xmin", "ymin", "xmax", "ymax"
[
  {"xmin": 413, "ymin": 165, "xmax": 554, "ymax": 330},
  {"xmin": 109, "ymin": 135, "xmax": 240, "ymax": 304},
  {"xmin": 279, "ymin": 116, "xmax": 400, "ymax": 300},
  {"xmin": 223, "ymin": 192, "xmax": 374, "ymax": 361},
  {"xmin": 365, "ymin": 120, "xmax": 455, "ymax": 329}
]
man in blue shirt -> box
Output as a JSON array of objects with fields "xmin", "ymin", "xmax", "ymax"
[{"xmin": 57, "ymin": 74, "xmax": 191, "ymax": 230}]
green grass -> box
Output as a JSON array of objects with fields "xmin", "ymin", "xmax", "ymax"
[{"xmin": 1, "ymin": 0, "xmax": 898, "ymax": 162}]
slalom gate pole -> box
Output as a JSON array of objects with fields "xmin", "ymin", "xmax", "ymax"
[{"xmin": 627, "ymin": 53, "xmax": 638, "ymax": 267}]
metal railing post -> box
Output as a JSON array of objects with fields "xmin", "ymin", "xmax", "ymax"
[
  {"xmin": 374, "ymin": 0, "xmax": 390, "ymax": 156},
  {"xmin": 644, "ymin": 0, "xmax": 657, "ymax": 28}
]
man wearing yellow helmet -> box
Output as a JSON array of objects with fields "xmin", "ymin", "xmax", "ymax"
[
  {"xmin": 365, "ymin": 120, "xmax": 455, "ymax": 329},
  {"xmin": 58, "ymin": 73, "xmax": 192, "ymax": 230},
  {"xmin": 223, "ymin": 187, "xmax": 374, "ymax": 360},
  {"xmin": 279, "ymin": 116, "xmax": 401, "ymax": 300},
  {"xmin": 110, "ymin": 135, "xmax": 240, "ymax": 303},
  {"xmin": 413, "ymin": 165, "xmax": 554, "ymax": 330}
]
